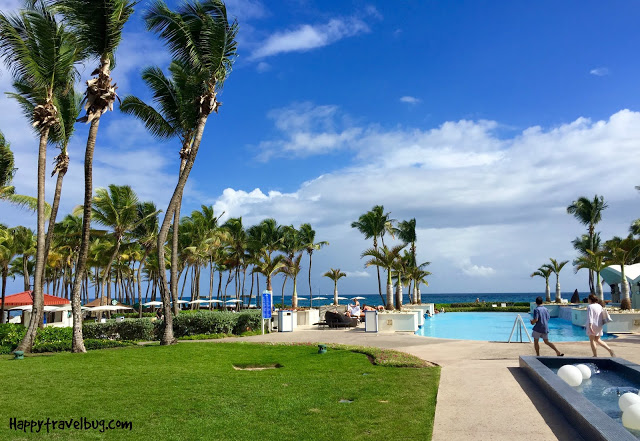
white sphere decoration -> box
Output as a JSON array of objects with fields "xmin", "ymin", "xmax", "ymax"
[
  {"xmin": 620, "ymin": 393, "xmax": 640, "ymax": 413},
  {"xmin": 557, "ymin": 365, "xmax": 582, "ymax": 387},
  {"xmin": 575, "ymin": 364, "xmax": 592, "ymax": 380},
  {"xmin": 622, "ymin": 403, "xmax": 640, "ymax": 430}
]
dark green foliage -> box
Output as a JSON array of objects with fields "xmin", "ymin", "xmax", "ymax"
[
  {"xmin": 83, "ymin": 318, "xmax": 154, "ymax": 341},
  {"xmin": 169, "ymin": 310, "xmax": 261, "ymax": 337},
  {"xmin": 0, "ymin": 323, "xmax": 26, "ymax": 348},
  {"xmin": 32, "ymin": 338, "xmax": 133, "ymax": 353}
]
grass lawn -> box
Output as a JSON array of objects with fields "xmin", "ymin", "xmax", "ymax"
[{"xmin": 0, "ymin": 342, "xmax": 440, "ymax": 440}]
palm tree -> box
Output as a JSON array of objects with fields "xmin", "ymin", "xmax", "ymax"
[
  {"xmin": 298, "ymin": 223, "xmax": 328, "ymax": 301},
  {"xmin": 280, "ymin": 254, "xmax": 303, "ymax": 308},
  {"xmin": 131, "ymin": 202, "xmax": 160, "ymax": 315},
  {"xmin": 0, "ymin": 226, "xmax": 18, "ymax": 322},
  {"xmin": 323, "ymin": 268, "xmax": 346, "ymax": 305},
  {"xmin": 362, "ymin": 244, "xmax": 405, "ymax": 310},
  {"xmin": 90, "ymin": 185, "xmax": 158, "ymax": 305},
  {"xmin": 407, "ymin": 265, "xmax": 431, "ymax": 304},
  {"xmin": 394, "ymin": 218, "xmax": 417, "ymax": 266},
  {"xmin": 530, "ymin": 266, "xmax": 552, "ymax": 302},
  {"xmin": 121, "ymin": 60, "xmax": 202, "ymax": 315},
  {"xmin": 145, "ymin": 0, "xmax": 238, "ymax": 345},
  {"xmin": 574, "ymin": 250, "xmax": 609, "ymax": 302},
  {"xmin": 12, "ymin": 226, "xmax": 36, "ymax": 292},
  {"xmin": 252, "ymin": 250, "xmax": 285, "ymax": 294},
  {"xmin": 0, "ymin": 131, "xmax": 41, "ymax": 211},
  {"xmin": 53, "ymin": 0, "xmax": 136, "ymax": 353},
  {"xmin": 352, "ymin": 205, "xmax": 395, "ymax": 303},
  {"xmin": 1, "ymin": 2, "xmax": 80, "ymax": 352},
  {"xmin": 604, "ymin": 235, "xmax": 640, "ymax": 310},
  {"xmin": 546, "ymin": 258, "xmax": 569, "ymax": 303},
  {"xmin": 392, "ymin": 251, "xmax": 413, "ymax": 310},
  {"xmin": 567, "ymin": 195, "xmax": 608, "ymax": 293}
]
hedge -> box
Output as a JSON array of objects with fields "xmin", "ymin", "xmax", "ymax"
[
  {"xmin": 83, "ymin": 319, "xmax": 155, "ymax": 341},
  {"xmin": 167, "ymin": 310, "xmax": 261, "ymax": 338}
]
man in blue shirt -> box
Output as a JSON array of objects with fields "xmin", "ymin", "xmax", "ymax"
[{"xmin": 530, "ymin": 296, "xmax": 564, "ymax": 357}]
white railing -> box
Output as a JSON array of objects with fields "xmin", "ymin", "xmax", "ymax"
[{"xmin": 508, "ymin": 314, "xmax": 532, "ymax": 343}]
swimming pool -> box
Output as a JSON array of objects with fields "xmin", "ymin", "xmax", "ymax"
[{"xmin": 415, "ymin": 312, "xmax": 616, "ymax": 342}]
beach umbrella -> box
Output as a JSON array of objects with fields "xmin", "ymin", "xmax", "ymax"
[
  {"xmin": 226, "ymin": 299, "xmax": 242, "ymax": 303},
  {"xmin": 188, "ymin": 300, "xmax": 208, "ymax": 304},
  {"xmin": 336, "ymin": 296, "xmax": 348, "ymax": 300},
  {"xmin": 88, "ymin": 305, "xmax": 133, "ymax": 312},
  {"xmin": 352, "ymin": 296, "xmax": 366, "ymax": 300},
  {"xmin": 312, "ymin": 297, "xmax": 328, "ymax": 300},
  {"xmin": 172, "ymin": 299, "xmax": 189, "ymax": 304},
  {"xmin": 143, "ymin": 301, "xmax": 163, "ymax": 307}
]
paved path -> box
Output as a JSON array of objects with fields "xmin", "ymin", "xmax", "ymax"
[{"xmin": 217, "ymin": 329, "xmax": 640, "ymax": 440}]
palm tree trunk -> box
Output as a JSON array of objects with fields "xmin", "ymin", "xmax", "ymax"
[
  {"xmin": 101, "ymin": 238, "xmax": 121, "ymax": 305},
  {"xmin": 137, "ymin": 248, "xmax": 150, "ymax": 318},
  {"xmin": 621, "ymin": 265, "xmax": 631, "ymax": 310},
  {"xmin": 373, "ymin": 237, "xmax": 383, "ymax": 303},
  {"xmin": 545, "ymin": 281, "xmax": 551, "ymax": 303},
  {"xmin": 292, "ymin": 277, "xmax": 298, "ymax": 309},
  {"xmin": 17, "ymin": 128, "xmax": 49, "ymax": 352},
  {"xmin": 157, "ymin": 114, "xmax": 209, "ymax": 344},
  {"xmin": 333, "ymin": 281, "xmax": 338, "ymax": 305},
  {"xmin": 1, "ymin": 269, "xmax": 7, "ymax": 324},
  {"xmin": 395, "ymin": 277, "xmax": 402, "ymax": 310},
  {"xmin": 22, "ymin": 257, "xmax": 29, "ymax": 291},
  {"xmin": 42, "ymin": 169, "xmax": 66, "ymax": 281},
  {"xmin": 385, "ymin": 270, "xmax": 393, "ymax": 310},
  {"xmin": 555, "ymin": 275, "xmax": 561, "ymax": 303},
  {"xmin": 70, "ymin": 118, "xmax": 101, "ymax": 353},
  {"xmin": 308, "ymin": 251, "xmax": 313, "ymax": 299},
  {"xmin": 170, "ymin": 195, "xmax": 182, "ymax": 316}
]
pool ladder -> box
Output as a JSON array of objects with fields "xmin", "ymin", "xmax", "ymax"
[{"xmin": 508, "ymin": 314, "xmax": 532, "ymax": 343}]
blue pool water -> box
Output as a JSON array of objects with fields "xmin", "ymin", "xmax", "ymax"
[{"xmin": 415, "ymin": 312, "xmax": 616, "ymax": 342}]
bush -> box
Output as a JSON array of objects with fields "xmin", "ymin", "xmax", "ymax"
[
  {"xmin": 83, "ymin": 319, "xmax": 154, "ymax": 341},
  {"xmin": 0, "ymin": 324, "xmax": 26, "ymax": 349},
  {"xmin": 35, "ymin": 327, "xmax": 72, "ymax": 344},
  {"xmin": 169, "ymin": 310, "xmax": 262, "ymax": 338},
  {"xmin": 84, "ymin": 339, "xmax": 135, "ymax": 350}
]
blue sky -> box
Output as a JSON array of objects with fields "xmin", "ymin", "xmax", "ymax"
[{"xmin": 2, "ymin": 0, "xmax": 640, "ymax": 297}]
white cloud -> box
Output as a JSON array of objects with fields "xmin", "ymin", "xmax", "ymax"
[
  {"xmin": 257, "ymin": 102, "xmax": 362, "ymax": 159},
  {"xmin": 210, "ymin": 107, "xmax": 640, "ymax": 293},
  {"xmin": 344, "ymin": 270, "xmax": 371, "ymax": 278},
  {"xmin": 590, "ymin": 67, "xmax": 610, "ymax": 76},
  {"xmin": 400, "ymin": 96, "xmax": 421, "ymax": 104},
  {"xmin": 225, "ymin": 0, "xmax": 268, "ymax": 20},
  {"xmin": 256, "ymin": 61, "xmax": 271, "ymax": 73},
  {"xmin": 250, "ymin": 17, "xmax": 370, "ymax": 60}
]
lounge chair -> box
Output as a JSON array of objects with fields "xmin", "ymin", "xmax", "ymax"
[
  {"xmin": 500, "ymin": 303, "xmax": 506, "ymax": 308},
  {"xmin": 324, "ymin": 311, "xmax": 358, "ymax": 328}
]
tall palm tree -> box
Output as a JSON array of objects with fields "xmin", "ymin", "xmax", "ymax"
[
  {"xmin": 407, "ymin": 265, "xmax": 431, "ymax": 304},
  {"xmin": 0, "ymin": 131, "xmax": 41, "ymax": 211},
  {"xmin": 530, "ymin": 266, "xmax": 552, "ymax": 302},
  {"xmin": 131, "ymin": 202, "xmax": 160, "ymax": 315},
  {"xmin": 121, "ymin": 60, "xmax": 201, "ymax": 315},
  {"xmin": 251, "ymin": 250, "xmax": 285, "ymax": 294},
  {"xmin": 298, "ymin": 223, "xmax": 328, "ymax": 301},
  {"xmin": 574, "ymin": 250, "xmax": 609, "ymax": 302},
  {"xmin": 352, "ymin": 205, "xmax": 394, "ymax": 303},
  {"xmin": 546, "ymin": 258, "xmax": 569, "ymax": 303},
  {"xmin": 52, "ymin": 0, "xmax": 136, "ymax": 353},
  {"xmin": 0, "ymin": 226, "xmax": 18, "ymax": 323},
  {"xmin": 604, "ymin": 235, "xmax": 640, "ymax": 310},
  {"xmin": 280, "ymin": 254, "xmax": 303, "ymax": 308},
  {"xmin": 323, "ymin": 268, "xmax": 346, "ymax": 305},
  {"xmin": 145, "ymin": 0, "xmax": 238, "ymax": 345},
  {"xmin": 90, "ymin": 185, "xmax": 158, "ymax": 305},
  {"xmin": 567, "ymin": 195, "xmax": 608, "ymax": 293},
  {"xmin": 394, "ymin": 218, "xmax": 417, "ymax": 266},
  {"xmin": 1, "ymin": 2, "xmax": 80, "ymax": 352},
  {"xmin": 362, "ymin": 244, "xmax": 405, "ymax": 310}
]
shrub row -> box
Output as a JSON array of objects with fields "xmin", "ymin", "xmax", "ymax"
[
  {"xmin": 83, "ymin": 319, "xmax": 155, "ymax": 341},
  {"xmin": 169, "ymin": 310, "xmax": 261, "ymax": 337}
]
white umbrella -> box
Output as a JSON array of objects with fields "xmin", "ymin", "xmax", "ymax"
[
  {"xmin": 188, "ymin": 300, "xmax": 209, "ymax": 304},
  {"xmin": 296, "ymin": 297, "xmax": 308, "ymax": 301},
  {"xmin": 143, "ymin": 301, "xmax": 163, "ymax": 307},
  {"xmin": 336, "ymin": 296, "xmax": 348, "ymax": 300},
  {"xmin": 201, "ymin": 299, "xmax": 223, "ymax": 304},
  {"xmin": 312, "ymin": 297, "xmax": 328, "ymax": 300},
  {"xmin": 172, "ymin": 299, "xmax": 189, "ymax": 304},
  {"xmin": 8, "ymin": 305, "xmax": 67, "ymax": 312},
  {"xmin": 88, "ymin": 305, "xmax": 133, "ymax": 312},
  {"xmin": 226, "ymin": 299, "xmax": 242, "ymax": 303},
  {"xmin": 352, "ymin": 296, "xmax": 366, "ymax": 300}
]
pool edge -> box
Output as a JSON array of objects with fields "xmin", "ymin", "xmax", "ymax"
[{"xmin": 519, "ymin": 355, "xmax": 637, "ymax": 441}]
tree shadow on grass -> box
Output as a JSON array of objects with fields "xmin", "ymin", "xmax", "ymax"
[{"xmin": 508, "ymin": 366, "xmax": 586, "ymax": 441}]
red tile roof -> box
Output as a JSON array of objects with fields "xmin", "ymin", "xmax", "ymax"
[{"xmin": 4, "ymin": 291, "xmax": 70, "ymax": 306}]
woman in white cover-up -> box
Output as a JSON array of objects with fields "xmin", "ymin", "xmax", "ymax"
[{"xmin": 586, "ymin": 294, "xmax": 615, "ymax": 357}]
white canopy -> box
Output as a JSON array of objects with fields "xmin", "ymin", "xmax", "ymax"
[
  {"xmin": 600, "ymin": 263, "xmax": 640, "ymax": 286},
  {"xmin": 142, "ymin": 301, "xmax": 163, "ymax": 307},
  {"xmin": 10, "ymin": 305, "xmax": 66, "ymax": 312},
  {"xmin": 87, "ymin": 305, "xmax": 133, "ymax": 312}
]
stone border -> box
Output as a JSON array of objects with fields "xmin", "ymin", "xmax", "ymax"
[{"xmin": 519, "ymin": 355, "xmax": 638, "ymax": 441}]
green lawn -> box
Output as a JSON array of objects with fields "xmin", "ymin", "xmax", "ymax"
[{"xmin": 1, "ymin": 343, "xmax": 440, "ymax": 440}]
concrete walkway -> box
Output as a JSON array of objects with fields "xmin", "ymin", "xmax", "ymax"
[{"xmin": 218, "ymin": 328, "xmax": 640, "ymax": 440}]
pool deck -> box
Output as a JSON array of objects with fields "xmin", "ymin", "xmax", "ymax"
[{"xmin": 222, "ymin": 329, "xmax": 640, "ymax": 440}]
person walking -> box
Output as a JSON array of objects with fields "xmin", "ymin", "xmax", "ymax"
[
  {"xmin": 530, "ymin": 296, "xmax": 564, "ymax": 357},
  {"xmin": 586, "ymin": 294, "xmax": 615, "ymax": 357}
]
